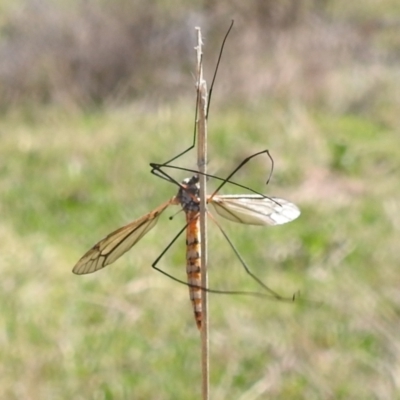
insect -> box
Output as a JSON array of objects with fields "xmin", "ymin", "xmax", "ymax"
[
  {"xmin": 73, "ymin": 23, "xmax": 300, "ymax": 328},
  {"xmin": 73, "ymin": 168, "xmax": 300, "ymax": 329}
]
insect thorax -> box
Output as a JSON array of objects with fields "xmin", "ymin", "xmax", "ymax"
[{"xmin": 177, "ymin": 175, "xmax": 200, "ymax": 212}]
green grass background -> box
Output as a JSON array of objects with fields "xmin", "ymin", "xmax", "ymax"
[
  {"xmin": 2, "ymin": 101, "xmax": 399, "ymax": 399},
  {"xmin": 1, "ymin": 2, "xmax": 400, "ymax": 399}
]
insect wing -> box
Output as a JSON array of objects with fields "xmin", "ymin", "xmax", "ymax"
[
  {"xmin": 73, "ymin": 200, "xmax": 173, "ymax": 275},
  {"xmin": 209, "ymin": 194, "xmax": 300, "ymax": 226}
]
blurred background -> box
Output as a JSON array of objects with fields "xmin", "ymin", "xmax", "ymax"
[{"xmin": 1, "ymin": 0, "xmax": 400, "ymax": 399}]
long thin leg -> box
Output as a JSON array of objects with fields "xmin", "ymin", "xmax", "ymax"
[
  {"xmin": 207, "ymin": 20, "xmax": 234, "ymax": 119},
  {"xmin": 210, "ymin": 149, "xmax": 274, "ymax": 199},
  {"xmin": 155, "ymin": 87, "xmax": 200, "ymax": 167},
  {"xmin": 152, "ymin": 22, "xmax": 234, "ymax": 168},
  {"xmin": 150, "ymin": 163, "xmax": 185, "ymax": 188},
  {"xmin": 150, "ymin": 162, "xmax": 265, "ymax": 197},
  {"xmin": 151, "ymin": 215, "xmax": 296, "ymax": 302},
  {"xmin": 150, "ymin": 149, "xmax": 275, "ymax": 199},
  {"xmin": 208, "ymin": 212, "xmax": 295, "ymax": 301}
]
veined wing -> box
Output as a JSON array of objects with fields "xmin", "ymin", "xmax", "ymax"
[
  {"xmin": 73, "ymin": 199, "xmax": 175, "ymax": 275},
  {"xmin": 209, "ymin": 194, "xmax": 300, "ymax": 226}
]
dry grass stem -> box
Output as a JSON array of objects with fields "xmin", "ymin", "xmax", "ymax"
[{"xmin": 195, "ymin": 26, "xmax": 209, "ymax": 400}]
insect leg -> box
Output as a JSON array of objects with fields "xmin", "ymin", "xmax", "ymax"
[
  {"xmin": 152, "ymin": 216, "xmax": 295, "ymax": 301},
  {"xmin": 208, "ymin": 212, "xmax": 296, "ymax": 301},
  {"xmin": 207, "ymin": 20, "xmax": 234, "ymax": 118},
  {"xmin": 210, "ymin": 149, "xmax": 274, "ymax": 199},
  {"xmin": 155, "ymin": 87, "xmax": 199, "ymax": 167},
  {"xmin": 150, "ymin": 148, "xmax": 274, "ymax": 199},
  {"xmin": 152, "ymin": 22, "xmax": 234, "ymax": 168}
]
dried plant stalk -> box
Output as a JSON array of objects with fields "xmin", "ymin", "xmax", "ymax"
[{"xmin": 195, "ymin": 26, "xmax": 209, "ymax": 400}]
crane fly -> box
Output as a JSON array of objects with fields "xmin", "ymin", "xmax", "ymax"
[{"xmin": 73, "ymin": 174, "xmax": 300, "ymax": 329}]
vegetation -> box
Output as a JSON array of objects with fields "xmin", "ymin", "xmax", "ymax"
[{"xmin": 1, "ymin": 1, "xmax": 400, "ymax": 399}]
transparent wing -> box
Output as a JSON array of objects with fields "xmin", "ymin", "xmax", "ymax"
[
  {"xmin": 209, "ymin": 194, "xmax": 300, "ymax": 226},
  {"xmin": 73, "ymin": 199, "xmax": 174, "ymax": 275}
]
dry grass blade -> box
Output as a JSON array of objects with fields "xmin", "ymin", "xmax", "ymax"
[{"xmin": 195, "ymin": 26, "xmax": 209, "ymax": 400}]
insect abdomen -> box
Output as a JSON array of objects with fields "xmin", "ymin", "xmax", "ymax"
[{"xmin": 186, "ymin": 211, "xmax": 202, "ymax": 329}]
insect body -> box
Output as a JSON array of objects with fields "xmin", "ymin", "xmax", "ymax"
[{"xmin": 73, "ymin": 175, "xmax": 300, "ymax": 328}]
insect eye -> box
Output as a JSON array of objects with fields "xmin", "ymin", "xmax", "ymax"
[{"xmin": 192, "ymin": 175, "xmax": 200, "ymax": 184}]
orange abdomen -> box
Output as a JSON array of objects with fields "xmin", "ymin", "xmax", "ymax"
[{"xmin": 185, "ymin": 211, "xmax": 202, "ymax": 329}]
